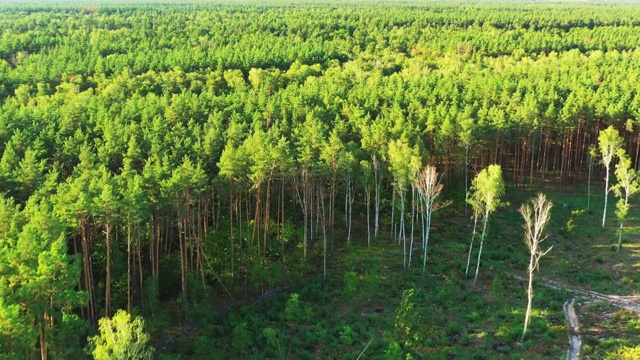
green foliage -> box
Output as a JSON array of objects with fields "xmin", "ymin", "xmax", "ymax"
[
  {"xmin": 343, "ymin": 271, "xmax": 359, "ymax": 294},
  {"xmin": 338, "ymin": 324, "xmax": 356, "ymax": 346},
  {"xmin": 491, "ymin": 275, "xmax": 504, "ymax": 296},
  {"xmin": 284, "ymin": 293, "xmax": 312, "ymax": 323},
  {"xmin": 385, "ymin": 341, "xmax": 404, "ymax": 359},
  {"xmin": 467, "ymin": 165, "xmax": 506, "ymax": 216},
  {"xmin": 87, "ymin": 310, "xmax": 154, "ymax": 360},
  {"xmin": 606, "ymin": 346, "xmax": 640, "ymax": 360},
  {"xmin": 393, "ymin": 289, "xmax": 423, "ymax": 351},
  {"xmin": 232, "ymin": 322, "xmax": 253, "ymax": 355},
  {"xmin": 0, "ymin": 196, "xmax": 87, "ymax": 358}
]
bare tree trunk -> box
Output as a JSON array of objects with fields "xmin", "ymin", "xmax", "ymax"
[
  {"xmin": 373, "ymin": 156, "xmax": 380, "ymax": 237},
  {"xmin": 319, "ymin": 186, "xmax": 328, "ymax": 281},
  {"xmin": 127, "ymin": 218, "xmax": 132, "ymax": 313},
  {"xmin": 105, "ymin": 221, "xmax": 111, "ymax": 318},
  {"xmin": 603, "ymin": 165, "xmax": 610, "ymax": 228},
  {"xmin": 80, "ymin": 221, "xmax": 96, "ymax": 325},
  {"xmin": 519, "ymin": 193, "xmax": 553, "ymax": 342},
  {"xmin": 391, "ymin": 190, "xmax": 396, "ymax": 243},
  {"xmin": 230, "ymin": 193, "xmax": 234, "ymax": 279},
  {"xmin": 473, "ymin": 203, "xmax": 491, "ymax": 286},
  {"xmin": 521, "ymin": 260, "xmax": 534, "ymax": 343},
  {"xmin": 465, "ymin": 214, "xmax": 479, "ymax": 278},
  {"xmin": 587, "ymin": 155, "xmax": 593, "ymax": 209},
  {"xmin": 399, "ymin": 190, "xmax": 406, "ymax": 269},
  {"xmin": 281, "ymin": 177, "xmax": 286, "ymax": 279},
  {"xmin": 464, "ymin": 145, "xmax": 470, "ymax": 219},
  {"xmin": 408, "ymin": 186, "xmax": 416, "ymax": 268},
  {"xmin": 365, "ymin": 185, "xmax": 371, "ymax": 247},
  {"xmin": 39, "ymin": 317, "xmax": 47, "ymax": 360}
]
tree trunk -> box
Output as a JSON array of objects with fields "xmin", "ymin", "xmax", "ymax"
[
  {"xmin": 587, "ymin": 155, "xmax": 593, "ymax": 209},
  {"xmin": 408, "ymin": 186, "xmax": 416, "ymax": 269},
  {"xmin": 603, "ymin": 165, "xmax": 610, "ymax": 228},
  {"xmin": 229, "ymin": 192, "xmax": 242, "ymax": 279},
  {"xmin": 373, "ymin": 156, "xmax": 380, "ymax": 238},
  {"xmin": 178, "ymin": 209, "xmax": 188, "ymax": 313},
  {"xmin": 80, "ymin": 220, "xmax": 96, "ymax": 324},
  {"xmin": 366, "ymin": 184, "xmax": 371, "ymax": 247},
  {"xmin": 319, "ymin": 187, "xmax": 328, "ymax": 281},
  {"xmin": 391, "ymin": 190, "xmax": 396, "ymax": 244},
  {"xmin": 474, "ymin": 202, "xmax": 491, "ymax": 285},
  {"xmin": 399, "ymin": 190, "xmax": 406, "ymax": 269},
  {"xmin": 465, "ymin": 214, "xmax": 479, "ymax": 278},
  {"xmin": 105, "ymin": 221, "xmax": 111, "ymax": 318},
  {"xmin": 39, "ymin": 316, "xmax": 47, "ymax": 360},
  {"xmin": 520, "ymin": 255, "xmax": 534, "ymax": 343}
]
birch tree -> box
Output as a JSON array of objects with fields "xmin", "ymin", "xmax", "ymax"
[
  {"xmin": 414, "ymin": 165, "xmax": 443, "ymax": 271},
  {"xmin": 611, "ymin": 149, "xmax": 639, "ymax": 252},
  {"xmin": 467, "ymin": 165, "xmax": 505, "ymax": 285},
  {"xmin": 597, "ymin": 126, "xmax": 623, "ymax": 228},
  {"xmin": 587, "ymin": 145, "xmax": 597, "ymax": 210},
  {"xmin": 465, "ymin": 193, "xmax": 482, "ymax": 278},
  {"xmin": 388, "ymin": 138, "xmax": 421, "ymax": 269},
  {"xmin": 519, "ymin": 193, "xmax": 553, "ymax": 343}
]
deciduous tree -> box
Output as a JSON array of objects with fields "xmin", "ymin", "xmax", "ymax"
[
  {"xmin": 519, "ymin": 193, "xmax": 553, "ymax": 343},
  {"xmin": 598, "ymin": 126, "xmax": 624, "ymax": 228},
  {"xmin": 467, "ymin": 165, "xmax": 505, "ymax": 285}
]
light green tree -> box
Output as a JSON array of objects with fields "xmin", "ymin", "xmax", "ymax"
[
  {"xmin": 87, "ymin": 309, "xmax": 154, "ymax": 360},
  {"xmin": 388, "ymin": 137, "xmax": 421, "ymax": 269},
  {"xmin": 467, "ymin": 165, "xmax": 505, "ymax": 285},
  {"xmin": 598, "ymin": 126, "xmax": 624, "ymax": 228},
  {"xmin": 611, "ymin": 149, "xmax": 639, "ymax": 252}
]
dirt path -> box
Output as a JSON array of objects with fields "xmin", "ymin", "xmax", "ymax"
[{"xmin": 510, "ymin": 274, "xmax": 640, "ymax": 358}]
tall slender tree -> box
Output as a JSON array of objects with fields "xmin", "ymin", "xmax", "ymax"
[
  {"xmin": 611, "ymin": 149, "xmax": 639, "ymax": 252},
  {"xmin": 388, "ymin": 137, "xmax": 421, "ymax": 269},
  {"xmin": 414, "ymin": 165, "xmax": 443, "ymax": 271},
  {"xmin": 597, "ymin": 126, "xmax": 623, "ymax": 228},
  {"xmin": 519, "ymin": 193, "xmax": 553, "ymax": 343},
  {"xmin": 467, "ymin": 165, "xmax": 505, "ymax": 285}
]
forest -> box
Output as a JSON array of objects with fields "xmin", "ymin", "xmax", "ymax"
[{"xmin": 2, "ymin": 1, "xmax": 640, "ymax": 359}]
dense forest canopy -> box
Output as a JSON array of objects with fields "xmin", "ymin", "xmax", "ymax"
[{"xmin": 2, "ymin": 1, "xmax": 640, "ymax": 358}]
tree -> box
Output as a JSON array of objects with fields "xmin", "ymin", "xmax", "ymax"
[
  {"xmin": 587, "ymin": 145, "xmax": 597, "ymax": 210},
  {"xmin": 414, "ymin": 165, "xmax": 443, "ymax": 271},
  {"xmin": 611, "ymin": 149, "xmax": 639, "ymax": 252},
  {"xmin": 87, "ymin": 309, "xmax": 154, "ymax": 360},
  {"xmin": 388, "ymin": 137, "xmax": 421, "ymax": 269},
  {"xmin": 92, "ymin": 168, "xmax": 120, "ymax": 318},
  {"xmin": 293, "ymin": 113, "xmax": 326, "ymax": 269},
  {"xmin": 519, "ymin": 193, "xmax": 553, "ymax": 343},
  {"xmin": 467, "ymin": 165, "xmax": 505, "ymax": 285},
  {"xmin": 597, "ymin": 126, "xmax": 624, "ymax": 228},
  {"xmin": 358, "ymin": 160, "xmax": 374, "ymax": 247},
  {"xmin": 0, "ymin": 196, "xmax": 87, "ymax": 360}
]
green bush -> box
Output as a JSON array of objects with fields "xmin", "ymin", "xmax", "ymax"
[
  {"xmin": 232, "ymin": 322, "xmax": 253, "ymax": 355},
  {"xmin": 87, "ymin": 310, "xmax": 154, "ymax": 360},
  {"xmin": 343, "ymin": 271, "xmax": 359, "ymax": 294},
  {"xmin": 284, "ymin": 293, "xmax": 313, "ymax": 323},
  {"xmin": 339, "ymin": 324, "xmax": 356, "ymax": 346}
]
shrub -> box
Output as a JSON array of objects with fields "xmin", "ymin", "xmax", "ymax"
[
  {"xmin": 284, "ymin": 293, "xmax": 313, "ymax": 323},
  {"xmin": 339, "ymin": 325, "xmax": 356, "ymax": 346},
  {"xmin": 87, "ymin": 310, "xmax": 154, "ymax": 360}
]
